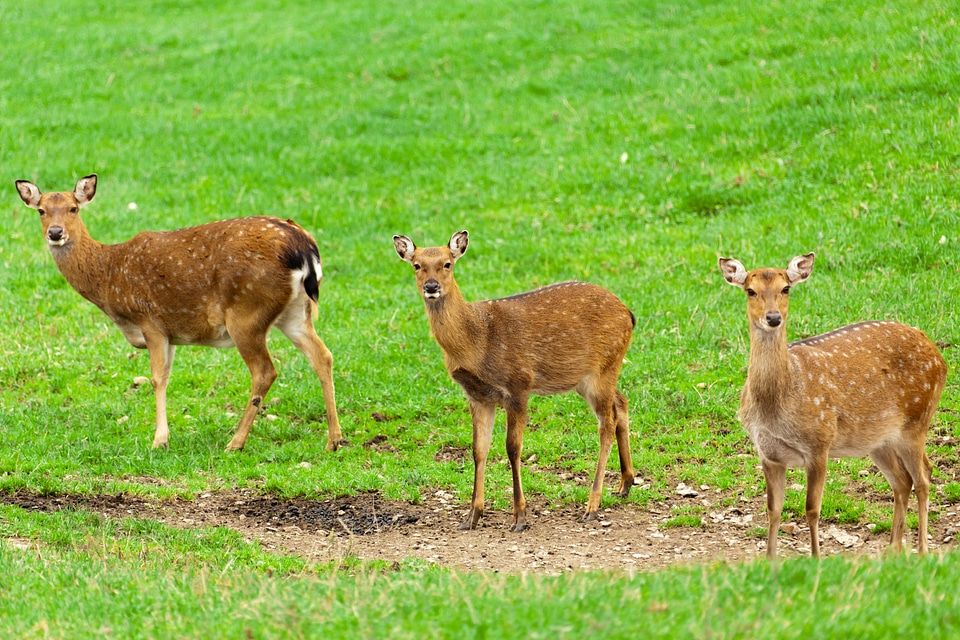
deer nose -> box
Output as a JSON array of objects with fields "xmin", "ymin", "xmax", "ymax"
[
  {"xmin": 765, "ymin": 311, "xmax": 782, "ymax": 327},
  {"xmin": 423, "ymin": 280, "xmax": 440, "ymax": 296},
  {"xmin": 48, "ymin": 226, "xmax": 64, "ymax": 242}
]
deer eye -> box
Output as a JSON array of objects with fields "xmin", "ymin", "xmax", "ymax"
[
  {"xmin": 413, "ymin": 263, "xmax": 421, "ymax": 271},
  {"xmin": 746, "ymin": 288, "xmax": 757, "ymax": 297},
  {"xmin": 782, "ymin": 286, "xmax": 790, "ymax": 295},
  {"xmin": 37, "ymin": 208, "xmax": 45, "ymax": 216},
  {"xmin": 444, "ymin": 262, "xmax": 452, "ymax": 270},
  {"xmin": 70, "ymin": 206, "xmax": 78, "ymax": 214}
]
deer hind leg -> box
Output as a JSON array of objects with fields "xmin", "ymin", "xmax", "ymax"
[
  {"xmin": 144, "ymin": 335, "xmax": 176, "ymax": 449},
  {"xmin": 581, "ymin": 382, "xmax": 618, "ymax": 521},
  {"xmin": 505, "ymin": 398, "xmax": 530, "ymax": 532},
  {"xmin": 278, "ymin": 306, "xmax": 344, "ymax": 451},
  {"xmin": 460, "ymin": 399, "xmax": 496, "ymax": 531},
  {"xmin": 903, "ymin": 452, "xmax": 933, "ymax": 555},
  {"xmin": 870, "ymin": 446, "xmax": 914, "ymax": 553},
  {"xmin": 762, "ymin": 459, "xmax": 787, "ymax": 560},
  {"xmin": 224, "ymin": 314, "xmax": 277, "ymax": 452},
  {"xmin": 804, "ymin": 455, "xmax": 829, "ymax": 559},
  {"xmin": 912, "ymin": 451, "xmax": 933, "ymax": 554},
  {"xmin": 613, "ymin": 390, "xmax": 634, "ymax": 498}
]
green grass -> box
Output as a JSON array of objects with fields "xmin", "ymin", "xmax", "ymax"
[
  {"xmin": 2, "ymin": 0, "xmax": 960, "ymax": 636},
  {"xmin": 3, "ymin": 508, "xmax": 960, "ymax": 639}
]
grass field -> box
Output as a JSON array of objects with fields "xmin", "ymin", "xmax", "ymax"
[{"xmin": 2, "ymin": 0, "xmax": 960, "ymax": 636}]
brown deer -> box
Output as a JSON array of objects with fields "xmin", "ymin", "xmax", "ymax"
[
  {"xmin": 719, "ymin": 252, "xmax": 946, "ymax": 558},
  {"xmin": 394, "ymin": 230, "xmax": 635, "ymax": 531},
  {"xmin": 16, "ymin": 174, "xmax": 343, "ymax": 452}
]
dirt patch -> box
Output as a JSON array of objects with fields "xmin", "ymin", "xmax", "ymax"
[{"xmin": 4, "ymin": 485, "xmax": 959, "ymax": 573}]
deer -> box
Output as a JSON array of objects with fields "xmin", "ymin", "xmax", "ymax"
[
  {"xmin": 394, "ymin": 230, "xmax": 636, "ymax": 532},
  {"xmin": 16, "ymin": 174, "xmax": 344, "ymax": 452},
  {"xmin": 719, "ymin": 252, "xmax": 947, "ymax": 559}
]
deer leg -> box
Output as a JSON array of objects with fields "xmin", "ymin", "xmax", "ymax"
[
  {"xmin": 224, "ymin": 319, "xmax": 277, "ymax": 452},
  {"xmin": 505, "ymin": 399, "xmax": 529, "ymax": 532},
  {"xmin": 871, "ymin": 446, "xmax": 918, "ymax": 553},
  {"xmin": 761, "ymin": 459, "xmax": 786, "ymax": 560},
  {"xmin": 914, "ymin": 452, "xmax": 933, "ymax": 554},
  {"xmin": 143, "ymin": 333, "xmax": 175, "ymax": 449},
  {"xmin": 460, "ymin": 399, "xmax": 495, "ymax": 530},
  {"xmin": 613, "ymin": 390, "xmax": 634, "ymax": 498},
  {"xmin": 804, "ymin": 455, "xmax": 829, "ymax": 559},
  {"xmin": 280, "ymin": 316, "xmax": 344, "ymax": 451},
  {"xmin": 584, "ymin": 390, "xmax": 618, "ymax": 521}
]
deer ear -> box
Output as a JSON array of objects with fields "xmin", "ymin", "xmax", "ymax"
[
  {"xmin": 393, "ymin": 235, "xmax": 416, "ymax": 264},
  {"xmin": 786, "ymin": 252, "xmax": 814, "ymax": 284},
  {"xmin": 15, "ymin": 180, "xmax": 41, "ymax": 209},
  {"xmin": 449, "ymin": 230, "xmax": 468, "ymax": 262},
  {"xmin": 718, "ymin": 257, "xmax": 748, "ymax": 287},
  {"xmin": 74, "ymin": 174, "xmax": 97, "ymax": 207}
]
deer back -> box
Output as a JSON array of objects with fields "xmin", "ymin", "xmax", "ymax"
[
  {"xmin": 452, "ymin": 281, "xmax": 635, "ymax": 395},
  {"xmin": 92, "ymin": 217, "xmax": 320, "ymax": 343}
]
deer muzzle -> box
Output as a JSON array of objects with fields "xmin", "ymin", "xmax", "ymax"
[
  {"xmin": 423, "ymin": 280, "xmax": 441, "ymax": 299},
  {"xmin": 47, "ymin": 226, "xmax": 67, "ymax": 246}
]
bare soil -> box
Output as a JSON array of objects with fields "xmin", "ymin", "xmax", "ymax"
[{"xmin": 5, "ymin": 480, "xmax": 959, "ymax": 574}]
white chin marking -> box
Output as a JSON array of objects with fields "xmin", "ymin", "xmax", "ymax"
[
  {"xmin": 48, "ymin": 239, "xmax": 66, "ymax": 247},
  {"xmin": 424, "ymin": 292, "xmax": 440, "ymax": 299}
]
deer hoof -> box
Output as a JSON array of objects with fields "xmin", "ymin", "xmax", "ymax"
[
  {"xmin": 583, "ymin": 511, "xmax": 599, "ymax": 522},
  {"xmin": 458, "ymin": 509, "xmax": 483, "ymax": 530},
  {"xmin": 326, "ymin": 437, "xmax": 349, "ymax": 452}
]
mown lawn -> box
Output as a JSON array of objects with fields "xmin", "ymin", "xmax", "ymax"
[{"xmin": 1, "ymin": 0, "xmax": 959, "ymax": 636}]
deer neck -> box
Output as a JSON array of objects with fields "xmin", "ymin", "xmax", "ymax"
[
  {"xmin": 49, "ymin": 225, "xmax": 112, "ymax": 308},
  {"xmin": 424, "ymin": 283, "xmax": 485, "ymax": 369},
  {"xmin": 745, "ymin": 325, "xmax": 793, "ymax": 408}
]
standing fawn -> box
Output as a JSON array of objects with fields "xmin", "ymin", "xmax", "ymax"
[
  {"xmin": 719, "ymin": 252, "xmax": 946, "ymax": 558},
  {"xmin": 16, "ymin": 174, "xmax": 343, "ymax": 452},
  {"xmin": 394, "ymin": 230, "xmax": 635, "ymax": 531}
]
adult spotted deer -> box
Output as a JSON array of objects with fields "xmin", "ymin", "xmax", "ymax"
[
  {"xmin": 719, "ymin": 252, "xmax": 946, "ymax": 558},
  {"xmin": 16, "ymin": 174, "xmax": 343, "ymax": 452},
  {"xmin": 394, "ymin": 230, "xmax": 635, "ymax": 531}
]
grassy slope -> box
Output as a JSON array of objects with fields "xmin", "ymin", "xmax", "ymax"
[{"xmin": 1, "ymin": 0, "xmax": 959, "ymax": 636}]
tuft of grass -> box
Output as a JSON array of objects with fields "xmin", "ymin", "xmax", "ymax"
[{"xmin": 661, "ymin": 515, "xmax": 705, "ymax": 529}]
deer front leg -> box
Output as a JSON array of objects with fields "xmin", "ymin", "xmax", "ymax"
[
  {"xmin": 460, "ymin": 399, "xmax": 495, "ymax": 530},
  {"xmin": 762, "ymin": 459, "xmax": 787, "ymax": 560},
  {"xmin": 505, "ymin": 398, "xmax": 529, "ymax": 532},
  {"xmin": 144, "ymin": 335, "xmax": 176, "ymax": 449}
]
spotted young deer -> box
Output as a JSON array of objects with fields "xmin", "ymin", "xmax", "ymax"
[
  {"xmin": 719, "ymin": 252, "xmax": 946, "ymax": 558},
  {"xmin": 395, "ymin": 230, "xmax": 635, "ymax": 531},
  {"xmin": 16, "ymin": 174, "xmax": 343, "ymax": 452}
]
